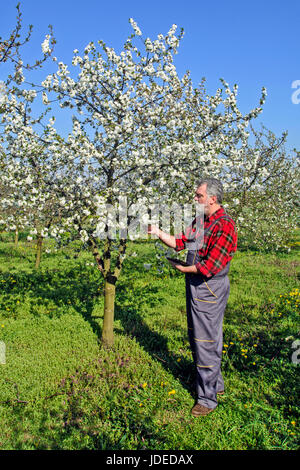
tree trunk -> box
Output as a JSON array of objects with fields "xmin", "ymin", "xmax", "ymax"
[
  {"xmin": 89, "ymin": 236, "xmax": 126, "ymax": 348},
  {"xmin": 14, "ymin": 228, "xmax": 19, "ymax": 247},
  {"xmin": 35, "ymin": 235, "xmax": 43, "ymax": 269},
  {"xmin": 101, "ymin": 276, "xmax": 116, "ymax": 348}
]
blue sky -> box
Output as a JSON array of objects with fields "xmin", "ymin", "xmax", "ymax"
[{"xmin": 1, "ymin": 0, "xmax": 300, "ymax": 152}]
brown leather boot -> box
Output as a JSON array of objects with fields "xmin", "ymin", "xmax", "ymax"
[{"xmin": 191, "ymin": 403, "xmax": 215, "ymax": 417}]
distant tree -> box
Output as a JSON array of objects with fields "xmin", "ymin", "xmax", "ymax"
[
  {"xmin": 0, "ymin": 2, "xmax": 55, "ymax": 85},
  {"xmin": 0, "ymin": 3, "xmax": 57, "ymax": 257},
  {"xmin": 219, "ymin": 125, "xmax": 299, "ymax": 251},
  {"xmin": 0, "ymin": 89, "xmax": 67, "ymax": 268}
]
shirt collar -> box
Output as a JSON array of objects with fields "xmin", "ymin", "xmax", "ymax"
[{"xmin": 205, "ymin": 206, "xmax": 225, "ymax": 223}]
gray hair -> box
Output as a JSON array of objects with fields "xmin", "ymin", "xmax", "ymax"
[{"xmin": 196, "ymin": 178, "xmax": 223, "ymax": 204}]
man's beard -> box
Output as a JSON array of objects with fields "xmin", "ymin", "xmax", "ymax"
[{"xmin": 203, "ymin": 200, "xmax": 210, "ymax": 216}]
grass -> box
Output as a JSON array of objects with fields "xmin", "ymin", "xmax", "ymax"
[{"xmin": 0, "ymin": 232, "xmax": 299, "ymax": 450}]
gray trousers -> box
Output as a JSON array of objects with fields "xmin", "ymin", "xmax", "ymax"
[{"xmin": 185, "ymin": 262, "xmax": 230, "ymax": 409}]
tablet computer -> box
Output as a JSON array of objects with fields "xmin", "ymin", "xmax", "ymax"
[{"xmin": 166, "ymin": 257, "xmax": 189, "ymax": 266}]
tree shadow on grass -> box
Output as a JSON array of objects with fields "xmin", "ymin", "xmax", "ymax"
[
  {"xmin": 0, "ymin": 258, "xmax": 205, "ymax": 449},
  {"xmin": 1, "ymin": 261, "xmax": 196, "ymax": 400},
  {"xmin": 114, "ymin": 278, "xmax": 196, "ymax": 399},
  {"xmin": 5, "ymin": 353, "xmax": 171, "ymax": 450},
  {"xmin": 0, "ymin": 262, "xmax": 103, "ymax": 339},
  {"xmin": 6, "ymin": 387, "xmax": 168, "ymax": 450}
]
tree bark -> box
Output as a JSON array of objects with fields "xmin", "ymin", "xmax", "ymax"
[
  {"xmin": 101, "ymin": 276, "xmax": 116, "ymax": 348},
  {"xmin": 88, "ymin": 234, "xmax": 127, "ymax": 347},
  {"xmin": 35, "ymin": 235, "xmax": 43, "ymax": 269},
  {"xmin": 14, "ymin": 228, "xmax": 19, "ymax": 247}
]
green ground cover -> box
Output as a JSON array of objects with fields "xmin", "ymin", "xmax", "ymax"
[{"xmin": 0, "ymin": 233, "xmax": 299, "ymax": 450}]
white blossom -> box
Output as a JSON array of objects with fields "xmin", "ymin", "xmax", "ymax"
[{"xmin": 41, "ymin": 35, "xmax": 51, "ymax": 54}]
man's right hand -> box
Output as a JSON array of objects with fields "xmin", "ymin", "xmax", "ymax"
[
  {"xmin": 147, "ymin": 224, "xmax": 176, "ymax": 249},
  {"xmin": 147, "ymin": 224, "xmax": 159, "ymax": 236}
]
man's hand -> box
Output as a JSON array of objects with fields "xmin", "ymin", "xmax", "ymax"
[
  {"xmin": 147, "ymin": 224, "xmax": 159, "ymax": 236},
  {"xmin": 168, "ymin": 260, "xmax": 186, "ymax": 272},
  {"xmin": 168, "ymin": 260, "xmax": 198, "ymax": 274},
  {"xmin": 147, "ymin": 225, "xmax": 177, "ymax": 250}
]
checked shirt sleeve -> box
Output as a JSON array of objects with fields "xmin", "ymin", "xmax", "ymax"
[
  {"xmin": 174, "ymin": 218, "xmax": 197, "ymax": 252},
  {"xmin": 175, "ymin": 235, "xmax": 186, "ymax": 252},
  {"xmin": 195, "ymin": 220, "xmax": 237, "ymax": 277}
]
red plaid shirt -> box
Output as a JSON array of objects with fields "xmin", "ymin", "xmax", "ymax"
[{"xmin": 175, "ymin": 207, "xmax": 237, "ymax": 278}]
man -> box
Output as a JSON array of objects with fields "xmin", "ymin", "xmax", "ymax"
[{"xmin": 148, "ymin": 178, "xmax": 237, "ymax": 417}]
